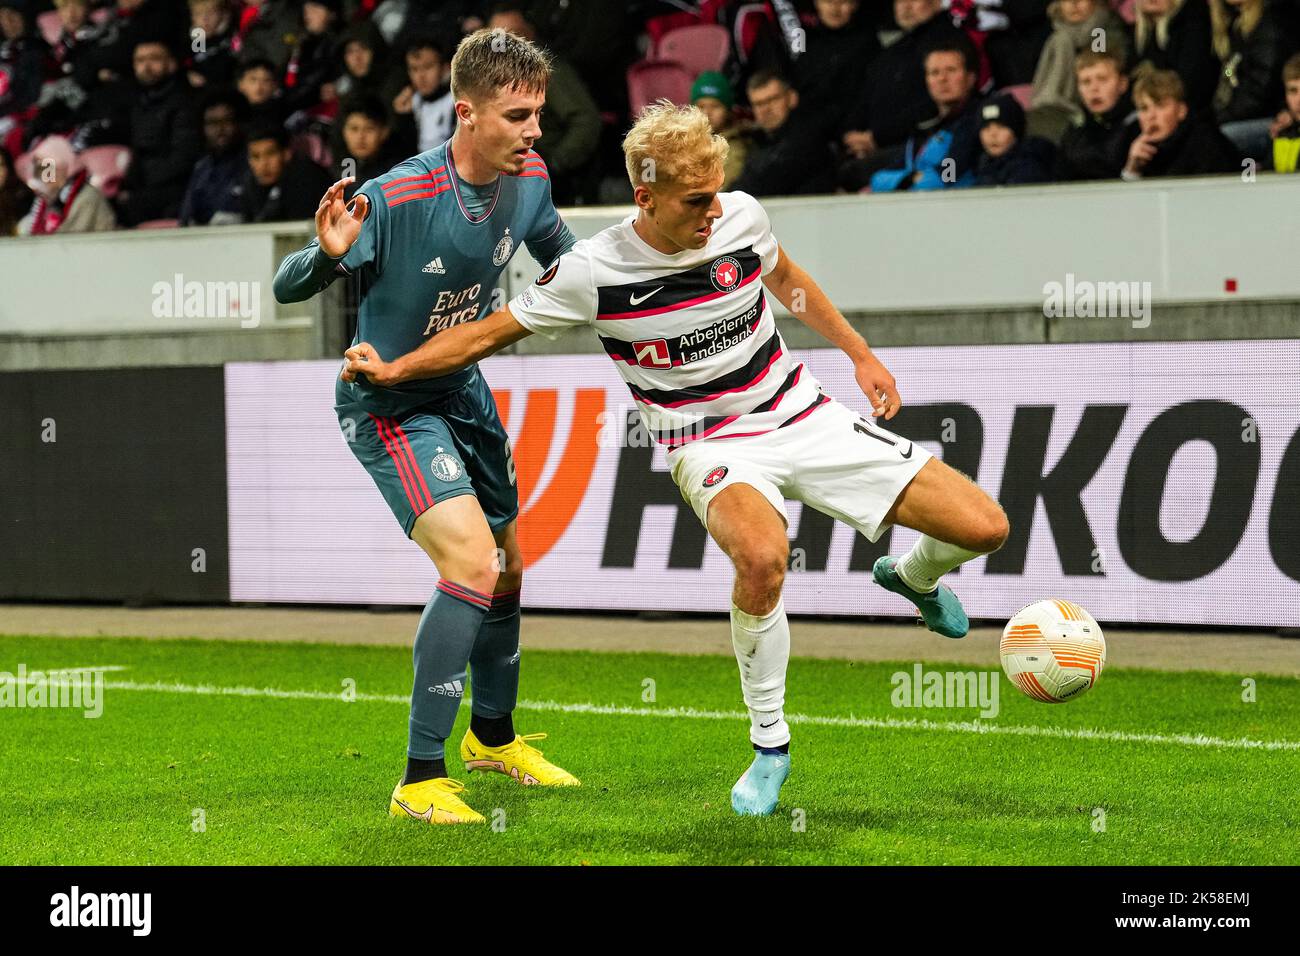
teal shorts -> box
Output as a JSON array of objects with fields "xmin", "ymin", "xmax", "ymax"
[{"xmin": 335, "ymin": 370, "xmax": 519, "ymax": 537}]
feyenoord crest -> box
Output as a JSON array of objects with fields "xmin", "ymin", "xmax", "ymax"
[
  {"xmin": 710, "ymin": 256, "xmax": 742, "ymax": 292},
  {"xmin": 492, "ymin": 227, "xmax": 514, "ymax": 266},
  {"xmin": 703, "ymin": 465, "xmax": 729, "ymax": 487},
  {"xmin": 430, "ymin": 451, "xmax": 462, "ymax": 482}
]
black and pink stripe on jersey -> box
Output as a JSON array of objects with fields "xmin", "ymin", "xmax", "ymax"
[{"xmin": 594, "ymin": 249, "xmax": 762, "ymax": 321}]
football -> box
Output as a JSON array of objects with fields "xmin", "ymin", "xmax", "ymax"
[{"xmin": 1000, "ymin": 600, "xmax": 1107, "ymax": 703}]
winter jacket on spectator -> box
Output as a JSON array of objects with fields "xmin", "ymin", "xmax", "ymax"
[
  {"xmin": 283, "ymin": 28, "xmax": 340, "ymax": 115},
  {"xmin": 179, "ymin": 149, "xmax": 246, "ymax": 226},
  {"xmin": 792, "ymin": 14, "xmax": 880, "ymax": 138},
  {"xmin": 1054, "ymin": 91, "xmax": 1139, "ymax": 178},
  {"xmin": 1274, "ymin": 117, "xmax": 1300, "ymax": 170},
  {"xmin": 732, "ymin": 107, "xmax": 836, "ymax": 196},
  {"xmin": 0, "ymin": 25, "xmax": 48, "ymax": 116},
  {"xmin": 118, "ymin": 73, "xmax": 201, "ymax": 225},
  {"xmin": 237, "ymin": 0, "xmax": 302, "ymax": 72},
  {"xmin": 844, "ymin": 10, "xmax": 968, "ymax": 148},
  {"xmin": 18, "ymin": 169, "xmax": 116, "ymax": 234},
  {"xmin": 1128, "ymin": 111, "xmax": 1243, "ymax": 175},
  {"xmin": 187, "ymin": 20, "xmax": 239, "ymax": 91},
  {"xmin": 1135, "ymin": 0, "xmax": 1219, "ymax": 110},
  {"xmin": 870, "ymin": 98, "xmax": 983, "ymax": 190},
  {"xmin": 985, "ymin": 0, "xmax": 1054, "ymax": 85},
  {"xmin": 241, "ymin": 154, "xmax": 332, "ymax": 223},
  {"xmin": 1032, "ymin": 3, "xmax": 1132, "ymax": 121},
  {"xmin": 976, "ymin": 135, "xmax": 1056, "ymax": 183},
  {"xmin": 532, "ymin": 56, "xmax": 600, "ymax": 203},
  {"xmin": 1212, "ymin": 1, "xmax": 1292, "ymax": 122}
]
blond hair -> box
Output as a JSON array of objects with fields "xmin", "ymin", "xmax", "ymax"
[
  {"xmin": 623, "ymin": 101, "xmax": 729, "ymax": 190},
  {"xmin": 1208, "ymin": 0, "xmax": 1263, "ymax": 61},
  {"xmin": 450, "ymin": 27, "xmax": 551, "ymax": 104},
  {"xmin": 1133, "ymin": 67, "xmax": 1185, "ymax": 104}
]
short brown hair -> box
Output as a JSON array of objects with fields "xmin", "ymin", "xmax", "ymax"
[
  {"xmin": 1075, "ymin": 48, "xmax": 1124, "ymax": 74},
  {"xmin": 1133, "ymin": 68, "xmax": 1185, "ymax": 105},
  {"xmin": 1283, "ymin": 52, "xmax": 1300, "ymax": 83},
  {"xmin": 450, "ymin": 27, "xmax": 551, "ymax": 104}
]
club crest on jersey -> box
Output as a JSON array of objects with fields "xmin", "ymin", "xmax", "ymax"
[
  {"xmin": 710, "ymin": 256, "xmax": 742, "ymax": 292},
  {"xmin": 703, "ymin": 465, "xmax": 729, "ymax": 488},
  {"xmin": 632, "ymin": 338, "xmax": 672, "ymax": 368},
  {"xmin": 492, "ymin": 228, "xmax": 513, "ymax": 266},
  {"xmin": 430, "ymin": 452, "xmax": 462, "ymax": 482}
]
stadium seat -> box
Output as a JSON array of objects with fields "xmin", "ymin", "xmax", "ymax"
[
  {"xmin": 1003, "ymin": 84, "xmax": 1033, "ymax": 109},
  {"xmin": 627, "ymin": 60, "xmax": 696, "ymax": 115},
  {"xmin": 37, "ymin": 10, "xmax": 62, "ymax": 46},
  {"xmin": 655, "ymin": 24, "xmax": 731, "ymax": 77},
  {"xmin": 79, "ymin": 144, "xmax": 131, "ymax": 198},
  {"xmin": 291, "ymin": 131, "xmax": 332, "ymax": 168},
  {"xmin": 136, "ymin": 219, "xmax": 180, "ymax": 229}
]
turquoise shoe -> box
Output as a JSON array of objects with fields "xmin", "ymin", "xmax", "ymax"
[
  {"xmin": 872, "ymin": 556, "xmax": 969, "ymax": 639},
  {"xmin": 730, "ymin": 751, "xmax": 791, "ymax": 817}
]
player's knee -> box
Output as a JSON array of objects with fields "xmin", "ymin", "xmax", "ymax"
[
  {"xmin": 493, "ymin": 546, "xmax": 524, "ymax": 591},
  {"xmin": 734, "ymin": 542, "xmax": 787, "ymax": 595},
  {"xmin": 974, "ymin": 508, "xmax": 1010, "ymax": 554}
]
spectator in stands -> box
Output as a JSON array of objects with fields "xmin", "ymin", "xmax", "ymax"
[
  {"xmin": 27, "ymin": 0, "xmax": 121, "ymax": 151},
  {"xmin": 1210, "ymin": 0, "xmax": 1293, "ymax": 161},
  {"xmin": 115, "ymin": 40, "xmax": 201, "ymax": 226},
  {"xmin": 283, "ymin": 0, "xmax": 343, "ymax": 114},
  {"xmin": 236, "ymin": 0, "xmax": 300, "ymax": 72},
  {"xmin": 236, "ymin": 57, "xmax": 286, "ymax": 129},
  {"xmin": 333, "ymin": 93, "xmax": 401, "ymax": 198},
  {"xmin": 975, "ymin": 90, "xmax": 1056, "ymax": 184},
  {"xmin": 1133, "ymin": 0, "xmax": 1219, "ymax": 110},
  {"xmin": 733, "ymin": 70, "xmax": 836, "ymax": 196},
  {"xmin": 1270, "ymin": 52, "xmax": 1300, "ymax": 171},
  {"xmin": 186, "ymin": 0, "xmax": 238, "ymax": 91},
  {"xmin": 838, "ymin": 0, "xmax": 969, "ymax": 188},
  {"xmin": 870, "ymin": 41, "xmax": 983, "ymax": 191},
  {"xmin": 692, "ymin": 71, "xmax": 752, "ymax": 189},
  {"xmin": 180, "ymin": 91, "xmax": 246, "ymax": 226},
  {"xmin": 488, "ymin": 2, "xmax": 601, "ymax": 204},
  {"xmin": 0, "ymin": 0, "xmax": 48, "ymax": 121},
  {"xmin": 1029, "ymin": 0, "xmax": 1132, "ymax": 142},
  {"xmin": 1122, "ymin": 68, "xmax": 1241, "ymax": 177},
  {"xmin": 85, "ymin": 0, "xmax": 189, "ymax": 86},
  {"xmin": 47, "ymin": 0, "xmax": 103, "ymax": 90},
  {"xmin": 17, "ymin": 134, "xmax": 116, "ymax": 234},
  {"xmin": 392, "ymin": 36, "xmax": 455, "ymax": 153},
  {"xmin": 1055, "ymin": 48, "xmax": 1140, "ymax": 178},
  {"xmin": 793, "ymin": 0, "xmax": 880, "ymax": 140},
  {"xmin": 241, "ymin": 123, "xmax": 331, "ymax": 222},
  {"xmin": 331, "ymin": 19, "xmax": 395, "ymax": 103},
  {"xmin": 0, "ymin": 143, "xmax": 34, "ymax": 235},
  {"xmin": 985, "ymin": 0, "xmax": 1055, "ymax": 86}
]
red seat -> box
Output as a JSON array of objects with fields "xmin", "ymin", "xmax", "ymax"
[
  {"xmin": 627, "ymin": 60, "xmax": 696, "ymax": 115},
  {"xmin": 655, "ymin": 24, "xmax": 731, "ymax": 77},
  {"xmin": 1002, "ymin": 84, "xmax": 1033, "ymax": 109},
  {"xmin": 79, "ymin": 144, "xmax": 132, "ymax": 198},
  {"xmin": 291, "ymin": 131, "xmax": 331, "ymax": 168}
]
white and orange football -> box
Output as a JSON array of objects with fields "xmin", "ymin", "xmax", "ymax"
[{"xmin": 1000, "ymin": 600, "xmax": 1107, "ymax": 703}]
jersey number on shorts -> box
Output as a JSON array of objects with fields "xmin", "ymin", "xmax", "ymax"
[
  {"xmin": 504, "ymin": 439, "xmax": 517, "ymax": 486},
  {"xmin": 855, "ymin": 419, "xmax": 913, "ymax": 459}
]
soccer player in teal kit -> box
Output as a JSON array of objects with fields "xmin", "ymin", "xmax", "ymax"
[{"xmin": 273, "ymin": 28, "xmax": 579, "ymax": 824}]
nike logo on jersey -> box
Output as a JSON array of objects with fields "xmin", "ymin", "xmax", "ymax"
[
  {"xmin": 900, "ymin": 443, "xmax": 913, "ymax": 459},
  {"xmin": 628, "ymin": 286, "xmax": 664, "ymax": 306}
]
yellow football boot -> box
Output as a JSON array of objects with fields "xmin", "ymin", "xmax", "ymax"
[
  {"xmin": 459, "ymin": 729, "xmax": 580, "ymax": 787},
  {"xmin": 389, "ymin": 777, "xmax": 485, "ymax": 824}
]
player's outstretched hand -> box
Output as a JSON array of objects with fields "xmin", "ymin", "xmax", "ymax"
[
  {"xmin": 341, "ymin": 342, "xmax": 395, "ymax": 386},
  {"xmin": 855, "ymin": 352, "xmax": 900, "ymax": 419},
  {"xmin": 316, "ymin": 178, "xmax": 369, "ymax": 258}
]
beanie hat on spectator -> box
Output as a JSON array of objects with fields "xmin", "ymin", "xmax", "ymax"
[
  {"xmin": 691, "ymin": 71, "xmax": 734, "ymax": 110},
  {"xmin": 979, "ymin": 94, "xmax": 1026, "ymax": 141}
]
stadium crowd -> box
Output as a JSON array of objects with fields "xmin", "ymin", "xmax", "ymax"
[{"xmin": 0, "ymin": 0, "xmax": 1297, "ymax": 236}]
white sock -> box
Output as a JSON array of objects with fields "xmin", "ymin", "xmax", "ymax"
[
  {"xmin": 730, "ymin": 599, "xmax": 791, "ymax": 749},
  {"xmin": 896, "ymin": 535, "xmax": 984, "ymax": 593}
]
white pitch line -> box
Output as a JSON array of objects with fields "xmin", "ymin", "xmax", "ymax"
[{"xmin": 74, "ymin": 678, "xmax": 1300, "ymax": 754}]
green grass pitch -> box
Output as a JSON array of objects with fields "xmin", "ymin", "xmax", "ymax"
[{"xmin": 1, "ymin": 632, "xmax": 1297, "ymax": 865}]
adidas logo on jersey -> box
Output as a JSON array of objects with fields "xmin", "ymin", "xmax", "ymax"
[
  {"xmin": 422, "ymin": 257, "xmax": 446, "ymax": 274},
  {"xmin": 428, "ymin": 679, "xmax": 463, "ymax": 696}
]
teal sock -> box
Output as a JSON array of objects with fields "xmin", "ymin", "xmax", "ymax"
[
  {"xmin": 469, "ymin": 589, "xmax": 521, "ymax": 745},
  {"xmin": 407, "ymin": 579, "xmax": 492, "ymax": 760}
]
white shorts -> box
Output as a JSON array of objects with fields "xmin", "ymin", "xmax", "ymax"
[{"xmin": 669, "ymin": 397, "xmax": 932, "ymax": 542}]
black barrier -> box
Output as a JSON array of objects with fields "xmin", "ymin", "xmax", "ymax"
[{"xmin": 0, "ymin": 367, "xmax": 229, "ymax": 602}]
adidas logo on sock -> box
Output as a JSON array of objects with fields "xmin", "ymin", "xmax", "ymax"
[
  {"xmin": 428, "ymin": 679, "xmax": 463, "ymax": 696},
  {"xmin": 422, "ymin": 256, "xmax": 445, "ymax": 274}
]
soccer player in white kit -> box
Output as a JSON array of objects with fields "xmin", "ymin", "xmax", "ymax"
[{"xmin": 341, "ymin": 103, "xmax": 1010, "ymax": 817}]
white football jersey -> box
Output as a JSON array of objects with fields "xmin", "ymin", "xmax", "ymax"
[{"xmin": 508, "ymin": 191, "xmax": 826, "ymax": 450}]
